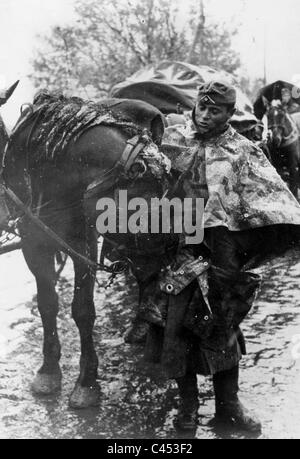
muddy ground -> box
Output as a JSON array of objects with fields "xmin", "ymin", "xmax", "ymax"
[{"xmin": 0, "ymin": 247, "xmax": 300, "ymax": 439}]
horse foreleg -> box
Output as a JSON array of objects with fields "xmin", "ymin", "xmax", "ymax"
[
  {"xmin": 22, "ymin": 242, "xmax": 62, "ymax": 395},
  {"xmin": 69, "ymin": 237, "xmax": 100, "ymax": 409}
]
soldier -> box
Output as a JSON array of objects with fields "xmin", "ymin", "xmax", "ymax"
[{"xmin": 140, "ymin": 80, "xmax": 300, "ymax": 434}]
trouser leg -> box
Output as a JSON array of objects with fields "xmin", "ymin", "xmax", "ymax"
[{"xmin": 206, "ymin": 228, "xmax": 264, "ymax": 432}]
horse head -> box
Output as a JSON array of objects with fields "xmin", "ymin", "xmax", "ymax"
[
  {"xmin": 263, "ymin": 97, "xmax": 296, "ymax": 149},
  {"xmin": 262, "ymin": 96, "xmax": 300, "ymax": 196}
]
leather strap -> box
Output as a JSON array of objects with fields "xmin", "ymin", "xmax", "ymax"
[
  {"xmin": 117, "ymin": 133, "xmax": 148, "ymax": 172},
  {"xmin": 85, "ymin": 132, "xmax": 149, "ymax": 199}
]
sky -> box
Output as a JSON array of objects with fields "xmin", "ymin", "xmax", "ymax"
[{"xmin": 0, "ymin": 0, "xmax": 300, "ymax": 126}]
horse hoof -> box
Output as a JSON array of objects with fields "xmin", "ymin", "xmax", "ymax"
[
  {"xmin": 69, "ymin": 383, "xmax": 101, "ymax": 409},
  {"xmin": 31, "ymin": 370, "xmax": 62, "ymax": 395}
]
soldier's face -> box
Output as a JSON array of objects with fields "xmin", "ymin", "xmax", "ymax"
[{"xmin": 194, "ymin": 103, "xmax": 234, "ymax": 134}]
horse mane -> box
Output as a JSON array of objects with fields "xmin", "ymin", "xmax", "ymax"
[{"xmin": 9, "ymin": 90, "xmax": 145, "ymax": 165}]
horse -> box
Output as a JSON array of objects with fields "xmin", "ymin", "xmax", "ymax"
[
  {"xmin": 0, "ymin": 81, "xmax": 20, "ymax": 230},
  {"xmin": 258, "ymin": 98, "xmax": 300, "ymax": 197},
  {"xmin": 2, "ymin": 91, "xmax": 176, "ymax": 409}
]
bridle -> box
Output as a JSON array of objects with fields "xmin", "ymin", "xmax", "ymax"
[{"xmin": 84, "ymin": 130, "xmax": 150, "ymax": 200}]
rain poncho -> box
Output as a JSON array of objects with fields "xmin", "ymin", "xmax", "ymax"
[{"xmin": 163, "ymin": 124, "xmax": 300, "ymax": 230}]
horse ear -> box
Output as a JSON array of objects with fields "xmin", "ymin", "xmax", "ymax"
[
  {"xmin": 0, "ymin": 80, "xmax": 20, "ymax": 106},
  {"xmin": 262, "ymin": 96, "xmax": 270, "ymax": 109}
]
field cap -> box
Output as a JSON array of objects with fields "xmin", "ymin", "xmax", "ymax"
[{"xmin": 197, "ymin": 80, "xmax": 237, "ymax": 106}]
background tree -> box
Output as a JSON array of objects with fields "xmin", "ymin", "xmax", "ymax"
[
  {"xmin": 238, "ymin": 76, "xmax": 266, "ymax": 102},
  {"xmin": 31, "ymin": 0, "xmax": 241, "ymax": 98}
]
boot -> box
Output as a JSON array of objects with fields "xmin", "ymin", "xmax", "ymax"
[
  {"xmin": 174, "ymin": 373, "xmax": 199, "ymax": 432},
  {"xmin": 213, "ymin": 365, "xmax": 262, "ymax": 433}
]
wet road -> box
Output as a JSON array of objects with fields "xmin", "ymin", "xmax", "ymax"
[{"xmin": 0, "ymin": 248, "xmax": 300, "ymax": 439}]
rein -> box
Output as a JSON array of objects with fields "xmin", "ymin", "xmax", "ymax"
[{"xmin": 3, "ymin": 185, "xmax": 129, "ymax": 275}]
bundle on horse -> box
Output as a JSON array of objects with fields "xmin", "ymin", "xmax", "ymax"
[{"xmin": 2, "ymin": 90, "xmax": 177, "ymax": 408}]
